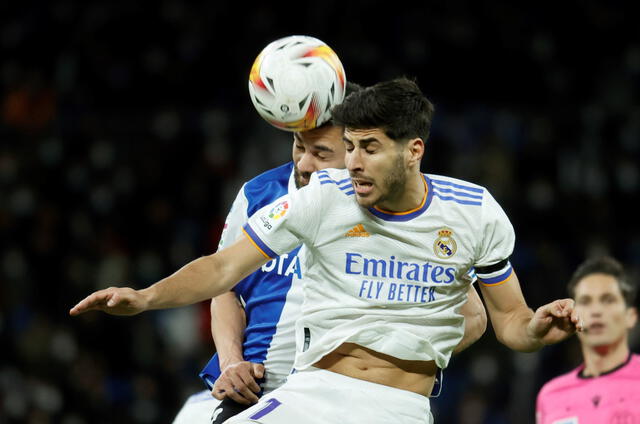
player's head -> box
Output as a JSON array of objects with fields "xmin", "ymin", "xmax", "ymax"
[
  {"xmin": 292, "ymin": 82, "xmax": 363, "ymax": 188},
  {"xmin": 568, "ymin": 256, "xmax": 638, "ymax": 350},
  {"xmin": 331, "ymin": 77, "xmax": 435, "ymax": 208}
]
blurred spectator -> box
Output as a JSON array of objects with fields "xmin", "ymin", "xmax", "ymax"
[{"xmin": 536, "ymin": 257, "xmax": 639, "ymax": 424}]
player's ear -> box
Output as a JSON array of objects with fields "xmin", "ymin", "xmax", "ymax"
[
  {"xmin": 406, "ymin": 137, "xmax": 424, "ymax": 166},
  {"xmin": 625, "ymin": 306, "xmax": 638, "ymax": 330}
]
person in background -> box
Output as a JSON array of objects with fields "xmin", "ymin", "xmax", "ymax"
[{"xmin": 536, "ymin": 256, "xmax": 639, "ymax": 424}]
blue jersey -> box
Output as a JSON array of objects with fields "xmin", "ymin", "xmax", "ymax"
[{"xmin": 200, "ymin": 162, "xmax": 304, "ymax": 393}]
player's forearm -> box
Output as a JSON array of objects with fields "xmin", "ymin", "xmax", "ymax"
[
  {"xmin": 480, "ymin": 273, "xmax": 546, "ymax": 352},
  {"xmin": 140, "ymin": 255, "xmax": 232, "ymax": 310},
  {"xmin": 492, "ymin": 307, "xmax": 544, "ymax": 352},
  {"xmin": 211, "ymin": 293, "xmax": 247, "ymax": 368}
]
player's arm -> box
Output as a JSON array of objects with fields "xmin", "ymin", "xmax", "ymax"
[
  {"xmin": 208, "ymin": 185, "xmax": 265, "ymax": 404},
  {"xmin": 210, "ymin": 293, "xmax": 264, "ymax": 405},
  {"xmin": 69, "ymin": 234, "xmax": 270, "ymax": 316},
  {"xmin": 452, "ymin": 286, "xmax": 487, "ymax": 354},
  {"xmin": 211, "ymin": 293, "xmax": 246, "ymax": 375},
  {"xmin": 479, "ymin": 271, "xmax": 582, "ymax": 352},
  {"xmin": 206, "ymin": 183, "xmax": 263, "ymax": 404}
]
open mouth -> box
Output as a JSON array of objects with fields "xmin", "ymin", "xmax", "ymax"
[
  {"xmin": 587, "ymin": 323, "xmax": 605, "ymax": 333},
  {"xmin": 352, "ymin": 179, "xmax": 374, "ymax": 195}
]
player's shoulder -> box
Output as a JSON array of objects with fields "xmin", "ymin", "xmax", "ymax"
[
  {"xmin": 245, "ymin": 162, "xmax": 294, "ymax": 190},
  {"xmin": 242, "ymin": 162, "xmax": 294, "ymax": 209},
  {"xmin": 538, "ymin": 366, "xmax": 583, "ymax": 398},
  {"xmin": 614, "ymin": 353, "xmax": 640, "ymax": 379},
  {"xmin": 315, "ymin": 167, "xmax": 350, "ymax": 181},
  {"xmin": 426, "ymin": 173, "xmax": 487, "ymax": 206},
  {"xmin": 627, "ymin": 353, "xmax": 640, "ymax": 372},
  {"xmin": 309, "ymin": 168, "xmax": 353, "ymax": 195}
]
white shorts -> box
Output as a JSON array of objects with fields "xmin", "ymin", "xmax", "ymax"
[
  {"xmin": 224, "ymin": 367, "xmax": 433, "ymax": 424},
  {"xmin": 172, "ymin": 390, "xmax": 221, "ymax": 424}
]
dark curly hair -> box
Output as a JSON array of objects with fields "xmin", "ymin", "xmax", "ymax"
[
  {"xmin": 567, "ymin": 256, "xmax": 637, "ymax": 307},
  {"xmin": 330, "ymin": 77, "xmax": 435, "ymax": 143}
]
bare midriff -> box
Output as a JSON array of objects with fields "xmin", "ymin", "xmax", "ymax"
[{"xmin": 313, "ymin": 342, "xmax": 437, "ymax": 396}]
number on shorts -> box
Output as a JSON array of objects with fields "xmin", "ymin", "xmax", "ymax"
[{"xmin": 249, "ymin": 398, "xmax": 282, "ymax": 420}]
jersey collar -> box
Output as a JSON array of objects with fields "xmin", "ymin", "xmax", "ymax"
[
  {"xmin": 578, "ymin": 352, "xmax": 634, "ymax": 379},
  {"xmin": 367, "ymin": 174, "xmax": 433, "ymax": 222}
]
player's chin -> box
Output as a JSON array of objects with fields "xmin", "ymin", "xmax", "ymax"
[
  {"xmin": 354, "ymin": 193, "xmax": 378, "ymax": 208},
  {"xmin": 579, "ymin": 334, "xmax": 610, "ymax": 346}
]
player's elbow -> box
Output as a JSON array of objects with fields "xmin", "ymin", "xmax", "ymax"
[
  {"xmin": 468, "ymin": 304, "xmax": 488, "ymax": 344},
  {"xmin": 454, "ymin": 296, "xmax": 489, "ymax": 354},
  {"xmin": 493, "ymin": 324, "xmax": 541, "ymax": 353},
  {"xmin": 461, "ymin": 291, "xmax": 488, "ymax": 343},
  {"xmin": 475, "ymin": 307, "xmax": 488, "ymax": 340}
]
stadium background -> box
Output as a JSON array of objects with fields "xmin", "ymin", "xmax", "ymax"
[{"xmin": 1, "ymin": 1, "xmax": 638, "ymax": 423}]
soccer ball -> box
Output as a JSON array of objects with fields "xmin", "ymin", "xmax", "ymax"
[{"xmin": 248, "ymin": 35, "xmax": 346, "ymax": 132}]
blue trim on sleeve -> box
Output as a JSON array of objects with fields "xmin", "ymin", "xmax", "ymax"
[
  {"xmin": 431, "ymin": 191, "xmax": 482, "ymax": 206},
  {"xmin": 317, "ymin": 173, "xmax": 351, "ymax": 185},
  {"xmin": 431, "ymin": 186, "xmax": 483, "ymax": 199},
  {"xmin": 430, "ymin": 179, "xmax": 484, "ymax": 193},
  {"xmin": 243, "ymin": 223, "xmax": 278, "ymax": 259},
  {"xmin": 478, "ymin": 265, "xmax": 513, "ymax": 286},
  {"xmin": 318, "ymin": 173, "xmax": 355, "ymax": 195}
]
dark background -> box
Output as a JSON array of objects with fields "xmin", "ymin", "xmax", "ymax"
[{"xmin": 1, "ymin": 1, "xmax": 638, "ymax": 423}]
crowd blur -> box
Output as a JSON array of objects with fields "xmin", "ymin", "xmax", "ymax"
[{"xmin": 1, "ymin": 1, "xmax": 638, "ymax": 423}]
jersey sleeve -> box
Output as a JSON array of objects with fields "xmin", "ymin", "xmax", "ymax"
[
  {"xmin": 243, "ymin": 175, "xmax": 323, "ymax": 259},
  {"xmin": 217, "ymin": 184, "xmax": 249, "ymax": 252},
  {"xmin": 475, "ymin": 189, "xmax": 516, "ymax": 287}
]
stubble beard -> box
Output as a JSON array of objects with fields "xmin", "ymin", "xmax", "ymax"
[{"xmin": 355, "ymin": 153, "xmax": 407, "ymax": 209}]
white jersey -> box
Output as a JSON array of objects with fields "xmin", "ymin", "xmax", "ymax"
[
  {"xmin": 200, "ymin": 162, "xmax": 304, "ymax": 394},
  {"xmin": 244, "ymin": 168, "xmax": 515, "ymax": 370}
]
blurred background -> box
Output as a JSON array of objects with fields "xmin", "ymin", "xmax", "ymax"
[{"xmin": 1, "ymin": 1, "xmax": 638, "ymax": 423}]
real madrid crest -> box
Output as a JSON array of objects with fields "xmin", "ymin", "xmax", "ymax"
[{"xmin": 434, "ymin": 228, "xmax": 457, "ymax": 259}]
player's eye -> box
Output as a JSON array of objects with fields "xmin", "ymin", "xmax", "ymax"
[{"xmin": 576, "ymin": 298, "xmax": 590, "ymax": 306}]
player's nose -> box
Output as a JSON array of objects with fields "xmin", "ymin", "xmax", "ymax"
[
  {"xmin": 297, "ymin": 152, "xmax": 316, "ymax": 173},
  {"xmin": 346, "ymin": 149, "xmax": 363, "ymax": 172},
  {"xmin": 588, "ymin": 305, "xmax": 603, "ymax": 317}
]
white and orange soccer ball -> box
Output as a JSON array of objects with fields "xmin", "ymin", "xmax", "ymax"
[{"xmin": 248, "ymin": 35, "xmax": 346, "ymax": 132}]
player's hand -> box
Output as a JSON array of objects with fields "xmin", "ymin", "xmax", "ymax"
[
  {"xmin": 69, "ymin": 287, "xmax": 149, "ymax": 316},
  {"xmin": 527, "ymin": 298, "xmax": 583, "ymax": 345},
  {"xmin": 211, "ymin": 361, "xmax": 265, "ymax": 405}
]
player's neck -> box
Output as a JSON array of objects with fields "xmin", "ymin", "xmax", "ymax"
[
  {"xmin": 581, "ymin": 338, "xmax": 630, "ymax": 377},
  {"xmin": 376, "ymin": 172, "xmax": 425, "ymax": 212}
]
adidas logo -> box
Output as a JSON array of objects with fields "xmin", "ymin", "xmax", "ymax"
[{"xmin": 346, "ymin": 224, "xmax": 370, "ymax": 237}]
